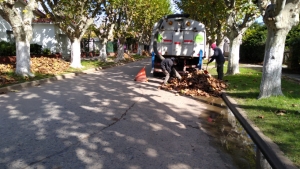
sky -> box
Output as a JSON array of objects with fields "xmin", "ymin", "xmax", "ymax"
[{"xmin": 170, "ymin": 0, "xmax": 180, "ymax": 13}]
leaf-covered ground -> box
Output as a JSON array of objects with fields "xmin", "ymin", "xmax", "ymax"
[
  {"xmin": 0, "ymin": 57, "xmax": 70, "ymax": 86},
  {"xmin": 159, "ymin": 70, "xmax": 227, "ymax": 97},
  {"xmin": 31, "ymin": 57, "xmax": 70, "ymax": 74}
]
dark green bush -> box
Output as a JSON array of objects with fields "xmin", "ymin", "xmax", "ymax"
[
  {"xmin": 42, "ymin": 48, "xmax": 51, "ymax": 55},
  {"xmin": 286, "ymin": 23, "xmax": 300, "ymax": 47},
  {"xmin": 287, "ymin": 38, "xmax": 300, "ymax": 69},
  {"xmin": 30, "ymin": 43, "xmax": 42, "ymax": 55},
  {"xmin": 285, "ymin": 23, "xmax": 300, "ymax": 69},
  {"xmin": 240, "ymin": 22, "xmax": 267, "ymax": 63},
  {"xmin": 0, "ymin": 41, "xmax": 16, "ymax": 56}
]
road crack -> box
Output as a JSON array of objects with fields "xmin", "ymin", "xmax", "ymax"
[{"xmin": 24, "ymin": 99, "xmax": 140, "ymax": 168}]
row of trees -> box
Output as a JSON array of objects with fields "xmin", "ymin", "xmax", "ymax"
[
  {"xmin": 174, "ymin": 0, "xmax": 300, "ymax": 99},
  {"xmin": 0, "ymin": 0, "xmax": 171, "ymax": 75}
]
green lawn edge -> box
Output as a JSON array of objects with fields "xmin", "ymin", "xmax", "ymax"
[{"xmin": 210, "ymin": 63, "xmax": 300, "ymax": 167}]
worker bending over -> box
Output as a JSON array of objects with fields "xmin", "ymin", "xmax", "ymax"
[{"xmin": 161, "ymin": 57, "xmax": 182, "ymax": 85}]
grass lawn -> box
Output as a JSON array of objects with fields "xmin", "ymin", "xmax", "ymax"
[{"xmin": 206, "ymin": 61, "xmax": 300, "ymax": 167}]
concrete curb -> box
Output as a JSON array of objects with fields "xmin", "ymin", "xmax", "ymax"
[
  {"xmin": 282, "ymin": 74, "xmax": 300, "ymax": 83},
  {"xmin": 223, "ymin": 93, "xmax": 298, "ymax": 169},
  {"xmin": 0, "ymin": 57, "xmax": 149, "ymax": 94}
]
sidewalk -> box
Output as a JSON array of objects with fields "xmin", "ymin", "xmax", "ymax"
[{"xmin": 241, "ymin": 63, "xmax": 300, "ymax": 82}]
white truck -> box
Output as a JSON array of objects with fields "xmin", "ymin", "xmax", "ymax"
[{"xmin": 150, "ymin": 14, "xmax": 206, "ymax": 76}]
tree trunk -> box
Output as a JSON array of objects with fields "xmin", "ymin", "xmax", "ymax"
[
  {"xmin": 226, "ymin": 33, "xmax": 242, "ymax": 75},
  {"xmin": 215, "ymin": 40, "xmax": 225, "ymax": 68},
  {"xmin": 15, "ymin": 41, "xmax": 34, "ymax": 77},
  {"xmin": 99, "ymin": 39, "xmax": 108, "ymax": 62},
  {"xmin": 137, "ymin": 43, "xmax": 144, "ymax": 55},
  {"xmin": 70, "ymin": 38, "xmax": 83, "ymax": 68},
  {"xmin": 2, "ymin": 0, "xmax": 37, "ymax": 77},
  {"xmin": 115, "ymin": 38, "xmax": 125, "ymax": 62},
  {"xmin": 258, "ymin": 29, "xmax": 287, "ymax": 99},
  {"xmin": 218, "ymin": 40, "xmax": 225, "ymax": 53}
]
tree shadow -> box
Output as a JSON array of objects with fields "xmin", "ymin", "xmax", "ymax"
[{"xmin": 0, "ymin": 59, "xmax": 236, "ymax": 168}]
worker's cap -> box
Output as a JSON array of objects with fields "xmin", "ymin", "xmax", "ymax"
[
  {"xmin": 170, "ymin": 57, "xmax": 175, "ymax": 61},
  {"xmin": 211, "ymin": 43, "xmax": 217, "ymax": 49}
]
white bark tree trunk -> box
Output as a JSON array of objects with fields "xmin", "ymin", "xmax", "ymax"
[
  {"xmin": 15, "ymin": 41, "xmax": 34, "ymax": 77},
  {"xmin": 137, "ymin": 43, "xmax": 144, "ymax": 55},
  {"xmin": 1, "ymin": 0, "xmax": 37, "ymax": 77},
  {"xmin": 115, "ymin": 40, "xmax": 125, "ymax": 62},
  {"xmin": 257, "ymin": 2, "xmax": 300, "ymax": 98},
  {"xmin": 70, "ymin": 38, "xmax": 83, "ymax": 68},
  {"xmin": 99, "ymin": 40, "xmax": 107, "ymax": 62},
  {"xmin": 215, "ymin": 40, "xmax": 225, "ymax": 68},
  {"xmin": 218, "ymin": 40, "xmax": 225, "ymax": 53},
  {"xmin": 227, "ymin": 34, "xmax": 242, "ymax": 75},
  {"xmin": 96, "ymin": 23, "xmax": 115, "ymax": 62},
  {"xmin": 258, "ymin": 29, "xmax": 287, "ymax": 98}
]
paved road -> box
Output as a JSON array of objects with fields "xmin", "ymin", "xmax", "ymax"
[{"xmin": 0, "ymin": 58, "xmax": 235, "ymax": 169}]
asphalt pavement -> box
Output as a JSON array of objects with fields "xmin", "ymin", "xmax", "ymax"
[{"xmin": 0, "ymin": 58, "xmax": 236, "ymax": 169}]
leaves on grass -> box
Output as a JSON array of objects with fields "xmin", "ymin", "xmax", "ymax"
[
  {"xmin": 0, "ymin": 74, "xmax": 18, "ymax": 85},
  {"xmin": 276, "ymin": 110, "xmax": 287, "ymax": 116},
  {"xmin": 277, "ymin": 113, "xmax": 286, "ymax": 116},
  {"xmin": 1, "ymin": 57, "xmax": 70, "ymax": 86},
  {"xmin": 142, "ymin": 50, "xmax": 151, "ymax": 57},
  {"xmin": 30, "ymin": 57, "xmax": 70, "ymax": 74},
  {"xmin": 0, "ymin": 64, "xmax": 14, "ymax": 73},
  {"xmin": 124, "ymin": 53, "xmax": 135, "ymax": 61},
  {"xmin": 159, "ymin": 70, "xmax": 227, "ymax": 97}
]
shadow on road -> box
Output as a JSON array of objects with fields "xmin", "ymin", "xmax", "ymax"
[{"xmin": 0, "ymin": 59, "xmax": 235, "ymax": 169}]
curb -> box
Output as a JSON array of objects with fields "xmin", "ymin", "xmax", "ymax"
[
  {"xmin": 282, "ymin": 74, "xmax": 300, "ymax": 83},
  {"xmin": 0, "ymin": 57, "xmax": 149, "ymax": 94}
]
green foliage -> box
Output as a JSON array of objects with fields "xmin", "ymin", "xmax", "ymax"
[
  {"xmin": 130, "ymin": 0, "xmax": 172, "ymax": 42},
  {"xmin": 240, "ymin": 23, "xmax": 267, "ymax": 63},
  {"xmin": 0, "ymin": 41, "xmax": 16, "ymax": 56},
  {"xmin": 39, "ymin": 0, "xmax": 103, "ymax": 39},
  {"xmin": 286, "ymin": 20, "xmax": 300, "ymax": 47},
  {"xmin": 175, "ymin": 0, "xmax": 259, "ymax": 45},
  {"xmin": 30, "ymin": 43, "xmax": 42, "ymax": 55},
  {"xmin": 174, "ymin": 0, "xmax": 227, "ymax": 43},
  {"xmin": 287, "ymin": 38, "xmax": 300, "ymax": 69},
  {"xmin": 284, "ymin": 23, "xmax": 300, "ymax": 69},
  {"xmin": 42, "ymin": 48, "xmax": 51, "ymax": 55}
]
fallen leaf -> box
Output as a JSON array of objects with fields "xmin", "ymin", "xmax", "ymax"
[{"xmin": 276, "ymin": 110, "xmax": 287, "ymax": 113}]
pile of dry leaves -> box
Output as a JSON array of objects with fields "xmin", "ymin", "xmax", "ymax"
[
  {"xmin": 142, "ymin": 50, "xmax": 151, "ymax": 57},
  {"xmin": 0, "ymin": 57, "xmax": 70, "ymax": 86},
  {"xmin": 124, "ymin": 53, "xmax": 135, "ymax": 61},
  {"xmin": 30, "ymin": 57, "xmax": 70, "ymax": 74},
  {"xmin": 159, "ymin": 70, "xmax": 227, "ymax": 97}
]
